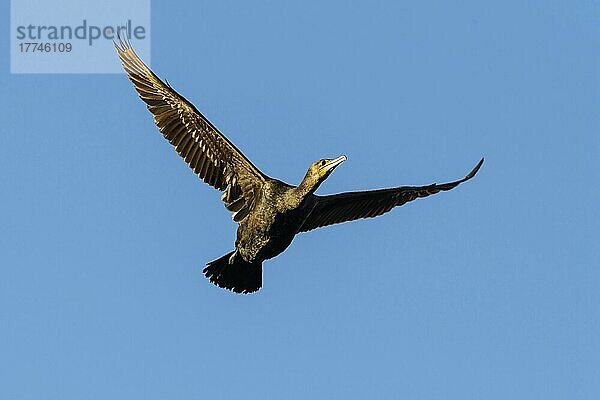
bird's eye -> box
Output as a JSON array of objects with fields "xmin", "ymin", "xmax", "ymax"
[{"xmin": 320, "ymin": 160, "xmax": 326, "ymax": 166}]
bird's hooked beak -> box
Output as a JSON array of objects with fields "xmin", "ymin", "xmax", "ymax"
[{"xmin": 319, "ymin": 155, "xmax": 347, "ymax": 177}]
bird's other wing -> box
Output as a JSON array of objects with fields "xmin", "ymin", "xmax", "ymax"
[
  {"xmin": 115, "ymin": 37, "xmax": 267, "ymax": 222},
  {"xmin": 299, "ymin": 158, "xmax": 483, "ymax": 232}
]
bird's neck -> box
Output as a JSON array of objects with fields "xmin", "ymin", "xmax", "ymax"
[{"xmin": 289, "ymin": 176, "xmax": 319, "ymax": 208}]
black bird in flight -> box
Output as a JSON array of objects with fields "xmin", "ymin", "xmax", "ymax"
[{"xmin": 115, "ymin": 39, "xmax": 483, "ymax": 294}]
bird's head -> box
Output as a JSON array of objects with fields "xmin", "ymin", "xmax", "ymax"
[{"xmin": 300, "ymin": 155, "xmax": 347, "ymax": 193}]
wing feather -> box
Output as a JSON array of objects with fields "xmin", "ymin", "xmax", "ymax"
[
  {"xmin": 115, "ymin": 37, "xmax": 267, "ymax": 221},
  {"xmin": 299, "ymin": 158, "xmax": 483, "ymax": 232}
]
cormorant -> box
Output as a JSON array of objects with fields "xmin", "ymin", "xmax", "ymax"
[{"xmin": 115, "ymin": 39, "xmax": 484, "ymax": 294}]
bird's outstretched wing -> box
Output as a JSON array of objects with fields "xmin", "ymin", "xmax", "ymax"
[
  {"xmin": 299, "ymin": 158, "xmax": 483, "ymax": 232},
  {"xmin": 115, "ymin": 37, "xmax": 267, "ymax": 221}
]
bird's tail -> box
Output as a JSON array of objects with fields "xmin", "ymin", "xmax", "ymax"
[{"xmin": 203, "ymin": 251, "xmax": 262, "ymax": 294}]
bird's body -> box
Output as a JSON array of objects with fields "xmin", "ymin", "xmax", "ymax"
[
  {"xmin": 236, "ymin": 179, "xmax": 308, "ymax": 263},
  {"xmin": 115, "ymin": 38, "xmax": 483, "ymax": 294}
]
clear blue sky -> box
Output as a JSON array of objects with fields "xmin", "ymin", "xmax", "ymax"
[{"xmin": 1, "ymin": 1, "xmax": 599, "ymax": 399}]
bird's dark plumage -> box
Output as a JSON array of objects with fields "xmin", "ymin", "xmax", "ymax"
[
  {"xmin": 299, "ymin": 158, "xmax": 483, "ymax": 232},
  {"xmin": 115, "ymin": 38, "xmax": 483, "ymax": 295},
  {"xmin": 115, "ymin": 37, "xmax": 266, "ymax": 223}
]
